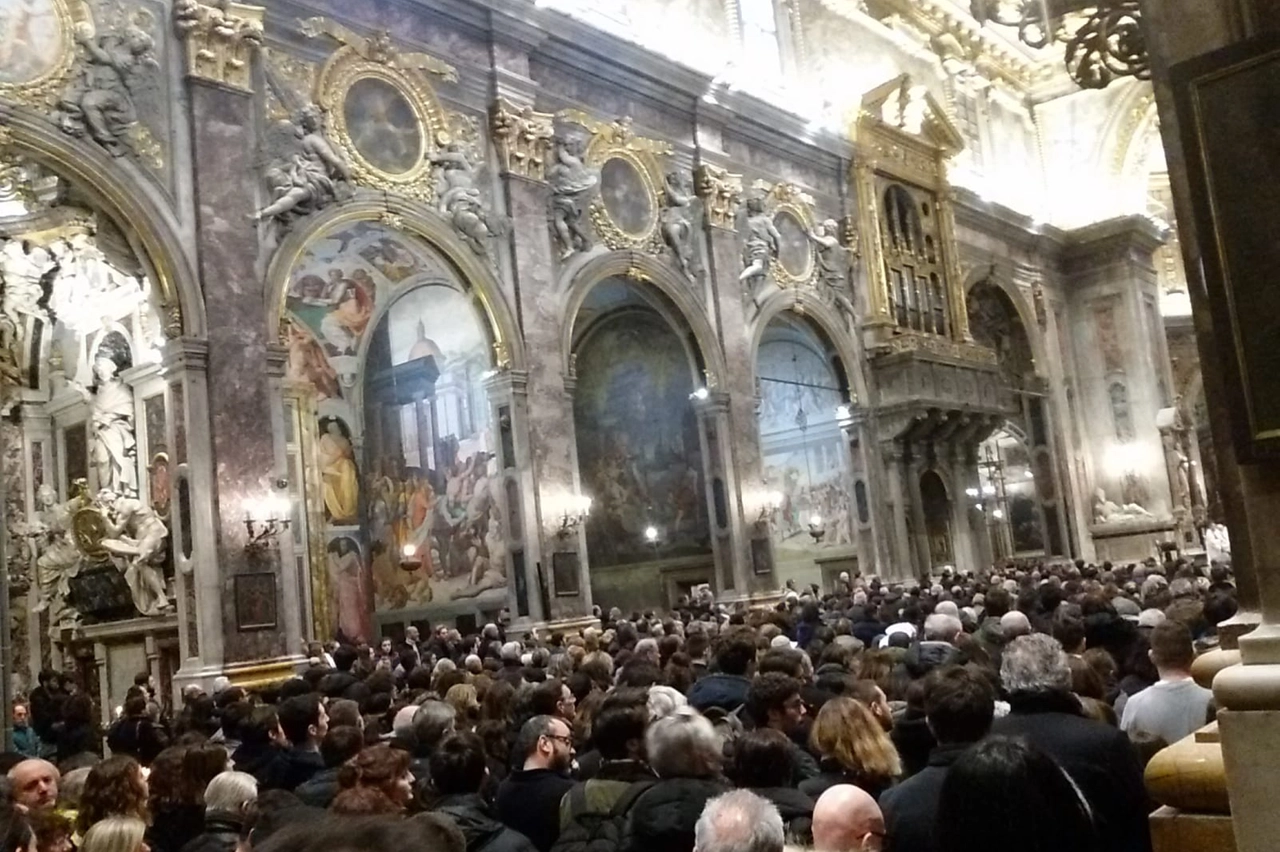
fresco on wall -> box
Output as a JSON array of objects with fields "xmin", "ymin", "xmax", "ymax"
[
  {"xmin": 575, "ymin": 312, "xmax": 710, "ymax": 567},
  {"xmin": 281, "ymin": 220, "xmax": 500, "ymax": 639},
  {"xmin": 757, "ymin": 318, "xmax": 851, "ymax": 555},
  {"xmin": 362, "ymin": 284, "xmax": 501, "ymax": 613},
  {"xmin": 0, "ymin": 0, "xmax": 65, "ymax": 85}
]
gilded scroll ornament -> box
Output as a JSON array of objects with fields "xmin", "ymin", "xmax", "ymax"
[
  {"xmin": 490, "ymin": 98, "xmax": 554, "ymax": 181},
  {"xmin": 694, "ymin": 164, "xmax": 743, "ymax": 229},
  {"xmin": 172, "ymin": 0, "xmax": 264, "ymax": 92}
]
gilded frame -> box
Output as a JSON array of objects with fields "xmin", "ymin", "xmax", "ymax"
[
  {"xmin": 313, "ymin": 49, "xmax": 448, "ymax": 201},
  {"xmin": 559, "ymin": 112, "xmax": 670, "ymax": 253},
  {"xmin": 766, "ymin": 182, "xmax": 819, "ymax": 289},
  {"xmin": 1173, "ymin": 35, "xmax": 1280, "ymax": 460},
  {"xmin": 0, "ymin": 0, "xmax": 90, "ymax": 108}
]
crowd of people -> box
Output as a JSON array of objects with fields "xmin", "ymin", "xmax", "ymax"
[{"xmin": 0, "ymin": 556, "xmax": 1239, "ymax": 852}]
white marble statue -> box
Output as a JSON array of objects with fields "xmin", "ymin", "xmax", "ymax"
[
  {"xmin": 24, "ymin": 484, "xmax": 84, "ymax": 626},
  {"xmin": 0, "ymin": 239, "xmax": 53, "ymax": 331},
  {"xmin": 1091, "ymin": 487, "xmax": 1154, "ymax": 525},
  {"xmin": 547, "ymin": 135, "xmax": 598, "ymax": 260},
  {"xmin": 74, "ymin": 354, "xmax": 139, "ymax": 497},
  {"xmin": 48, "ymin": 234, "xmax": 144, "ymax": 333},
  {"xmin": 97, "ymin": 488, "xmax": 171, "ymax": 617},
  {"xmin": 739, "ymin": 195, "xmax": 781, "ymax": 292},
  {"xmin": 431, "ymin": 142, "xmax": 508, "ymax": 255}
]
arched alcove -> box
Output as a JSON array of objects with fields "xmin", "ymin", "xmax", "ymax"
[
  {"xmin": 967, "ymin": 278, "xmax": 1037, "ymax": 387},
  {"xmin": 976, "ymin": 426, "xmax": 1045, "ymax": 558},
  {"xmin": 921, "ymin": 470, "xmax": 952, "ymax": 568},
  {"xmin": 570, "ymin": 276, "xmax": 712, "ymax": 576},
  {"xmin": 275, "ymin": 218, "xmax": 504, "ymax": 641},
  {"xmin": 755, "ymin": 311, "xmax": 853, "ymax": 563}
]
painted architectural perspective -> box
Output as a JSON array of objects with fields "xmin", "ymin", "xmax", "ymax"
[{"xmin": 0, "ymin": 0, "xmax": 1216, "ymax": 713}]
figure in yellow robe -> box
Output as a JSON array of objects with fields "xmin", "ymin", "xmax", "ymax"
[{"xmin": 319, "ymin": 419, "xmax": 359, "ymax": 523}]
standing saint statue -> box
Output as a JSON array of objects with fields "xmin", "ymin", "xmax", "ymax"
[
  {"xmin": 739, "ymin": 196, "xmax": 781, "ymax": 300},
  {"xmin": 75, "ymin": 347, "xmax": 139, "ymax": 497},
  {"xmin": 24, "ymin": 485, "xmax": 85, "ymax": 627}
]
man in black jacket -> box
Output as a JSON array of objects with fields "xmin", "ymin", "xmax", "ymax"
[
  {"xmin": 294, "ymin": 725, "xmax": 364, "ymax": 809},
  {"xmin": 881, "ymin": 666, "xmax": 994, "ymax": 852},
  {"xmin": 991, "ymin": 634, "xmax": 1152, "ymax": 852},
  {"xmin": 495, "ymin": 715, "xmax": 575, "ymax": 852},
  {"xmin": 107, "ymin": 694, "xmax": 171, "ymax": 766},
  {"xmin": 745, "ymin": 673, "xmax": 819, "ymax": 784},
  {"xmin": 261, "ymin": 694, "xmax": 328, "ymax": 792},
  {"xmin": 687, "ymin": 631, "xmax": 756, "ymax": 713},
  {"xmin": 432, "ymin": 731, "xmax": 537, "ymax": 852}
]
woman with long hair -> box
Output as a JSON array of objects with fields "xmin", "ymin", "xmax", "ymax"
[
  {"xmin": 936, "ymin": 737, "xmax": 1102, "ymax": 852},
  {"xmin": 77, "ymin": 756, "xmax": 149, "ymax": 835},
  {"xmin": 146, "ymin": 744, "xmax": 228, "ymax": 852},
  {"xmin": 82, "ymin": 818, "xmax": 148, "ymax": 852},
  {"xmin": 802, "ymin": 696, "xmax": 901, "ymax": 801},
  {"xmin": 479, "ymin": 680, "xmax": 515, "ymax": 723},
  {"xmin": 443, "ymin": 684, "xmax": 480, "ymax": 729},
  {"xmin": 0, "ymin": 805, "xmax": 36, "ymax": 852},
  {"xmin": 330, "ymin": 744, "xmax": 414, "ymax": 816}
]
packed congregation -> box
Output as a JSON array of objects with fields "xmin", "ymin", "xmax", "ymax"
[{"xmin": 0, "ymin": 556, "xmax": 1237, "ymax": 852}]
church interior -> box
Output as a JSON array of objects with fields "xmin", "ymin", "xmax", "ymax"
[{"xmin": 3, "ymin": 0, "xmax": 1280, "ymax": 846}]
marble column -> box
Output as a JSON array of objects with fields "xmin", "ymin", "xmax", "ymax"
[
  {"xmin": 1141, "ymin": 2, "xmax": 1280, "ymax": 849},
  {"xmin": 1062, "ymin": 219, "xmax": 1170, "ymax": 521},
  {"xmin": 700, "ymin": 189, "xmax": 773, "ymax": 595},
  {"xmin": 882, "ymin": 441, "xmax": 914, "ymax": 580},
  {"xmin": 693, "ymin": 391, "xmax": 745, "ymax": 596},
  {"xmin": 498, "ymin": 160, "xmax": 590, "ymax": 621},
  {"xmin": 186, "ymin": 78, "xmax": 293, "ymax": 666}
]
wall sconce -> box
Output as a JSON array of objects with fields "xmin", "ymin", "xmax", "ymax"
[
  {"xmin": 556, "ymin": 494, "xmax": 593, "ymax": 539},
  {"xmin": 243, "ymin": 495, "xmax": 291, "ymax": 553},
  {"xmin": 689, "ymin": 387, "xmax": 710, "ymax": 401},
  {"xmin": 756, "ymin": 490, "xmax": 784, "ymax": 526},
  {"xmin": 400, "ymin": 542, "xmax": 423, "ymax": 572},
  {"xmin": 808, "ymin": 513, "xmax": 825, "ymax": 544},
  {"xmin": 835, "ymin": 404, "xmax": 852, "ymax": 422}
]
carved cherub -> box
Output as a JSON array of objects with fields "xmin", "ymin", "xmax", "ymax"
[
  {"xmin": 660, "ymin": 170, "xmax": 697, "ymax": 279},
  {"xmin": 58, "ymin": 21, "xmax": 159, "ymax": 156},
  {"xmin": 739, "ymin": 195, "xmax": 781, "ymax": 285},
  {"xmin": 547, "ymin": 135, "xmax": 599, "ymax": 261},
  {"xmin": 808, "ymin": 219, "xmax": 856, "ymax": 324},
  {"xmin": 254, "ymin": 105, "xmax": 352, "ymax": 224},
  {"xmin": 431, "ymin": 142, "xmax": 509, "ymax": 255}
]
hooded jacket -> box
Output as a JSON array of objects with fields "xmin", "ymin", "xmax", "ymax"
[
  {"xmin": 686, "ymin": 674, "xmax": 751, "ymax": 713},
  {"xmin": 435, "ymin": 793, "xmax": 539, "ymax": 852}
]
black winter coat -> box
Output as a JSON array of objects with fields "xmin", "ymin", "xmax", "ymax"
[
  {"xmin": 178, "ymin": 813, "xmax": 244, "ymax": 852},
  {"xmin": 147, "ymin": 804, "xmax": 206, "ymax": 852},
  {"xmin": 992, "ymin": 691, "xmax": 1152, "ymax": 852},
  {"xmin": 494, "ymin": 768, "xmax": 576, "ymax": 852},
  {"xmin": 798, "ymin": 759, "xmax": 894, "ymax": 803},
  {"xmin": 620, "ymin": 776, "xmax": 730, "ymax": 852},
  {"xmin": 294, "ymin": 767, "xmax": 342, "ymax": 809},
  {"xmin": 879, "ymin": 742, "xmax": 969, "ymax": 852},
  {"xmin": 258, "ymin": 747, "xmax": 325, "ymax": 792},
  {"xmin": 107, "ymin": 715, "xmax": 170, "ymax": 766},
  {"xmin": 749, "ymin": 786, "xmax": 813, "ymax": 845},
  {"xmin": 435, "ymin": 793, "xmax": 539, "ymax": 852}
]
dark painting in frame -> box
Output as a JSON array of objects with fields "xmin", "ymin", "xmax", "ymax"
[
  {"xmin": 234, "ymin": 572, "xmax": 278, "ymax": 631},
  {"xmin": 1173, "ymin": 35, "xmax": 1280, "ymax": 461},
  {"xmin": 551, "ymin": 551, "xmax": 581, "ymax": 597}
]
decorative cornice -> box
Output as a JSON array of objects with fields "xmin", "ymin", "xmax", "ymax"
[{"xmin": 173, "ymin": 1, "xmax": 266, "ymax": 92}]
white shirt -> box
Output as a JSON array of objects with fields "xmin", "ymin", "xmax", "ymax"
[{"xmin": 1120, "ymin": 677, "xmax": 1213, "ymax": 745}]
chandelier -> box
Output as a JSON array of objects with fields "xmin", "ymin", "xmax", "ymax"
[{"xmin": 970, "ymin": 0, "xmax": 1149, "ymax": 89}]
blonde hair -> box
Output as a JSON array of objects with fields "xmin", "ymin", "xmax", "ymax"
[
  {"xmin": 82, "ymin": 817, "xmax": 147, "ymax": 852},
  {"xmin": 444, "ymin": 684, "xmax": 480, "ymax": 716},
  {"xmin": 809, "ymin": 696, "xmax": 901, "ymax": 780}
]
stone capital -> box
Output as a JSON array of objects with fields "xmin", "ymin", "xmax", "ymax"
[
  {"xmin": 694, "ymin": 164, "xmax": 743, "ymax": 230},
  {"xmin": 491, "ymin": 98, "xmax": 555, "ymax": 182},
  {"xmin": 173, "ymin": 1, "xmax": 265, "ymax": 93}
]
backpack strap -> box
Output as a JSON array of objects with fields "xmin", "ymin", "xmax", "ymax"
[{"xmin": 609, "ymin": 780, "xmax": 655, "ymax": 818}]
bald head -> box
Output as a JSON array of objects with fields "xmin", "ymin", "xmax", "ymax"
[
  {"xmin": 9, "ymin": 759, "xmax": 58, "ymax": 811},
  {"xmin": 813, "ymin": 785, "xmax": 883, "ymax": 852},
  {"xmin": 1000, "ymin": 610, "xmax": 1032, "ymax": 639}
]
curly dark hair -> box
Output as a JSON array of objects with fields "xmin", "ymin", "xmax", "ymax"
[
  {"xmin": 78, "ymin": 755, "xmax": 149, "ymax": 833},
  {"xmin": 330, "ymin": 744, "xmax": 412, "ymax": 815},
  {"xmin": 147, "ymin": 746, "xmax": 190, "ymax": 812}
]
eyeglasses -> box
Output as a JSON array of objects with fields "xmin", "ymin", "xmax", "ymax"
[{"xmin": 542, "ymin": 733, "xmax": 574, "ymax": 747}]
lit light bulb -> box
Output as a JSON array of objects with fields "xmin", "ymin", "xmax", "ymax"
[
  {"xmin": 644, "ymin": 526, "xmax": 659, "ymax": 543},
  {"xmin": 402, "ymin": 543, "xmax": 417, "ymax": 559},
  {"xmin": 965, "ymin": 487, "xmax": 979, "ymax": 498},
  {"xmin": 974, "ymin": 503, "xmax": 984, "ymax": 511},
  {"xmin": 1024, "ymin": 470, "xmax": 1035, "ymax": 479},
  {"xmin": 993, "ymin": 509, "xmax": 1005, "ymax": 520},
  {"xmin": 835, "ymin": 404, "xmax": 851, "ymax": 421},
  {"xmin": 809, "ymin": 514, "xmax": 823, "ymax": 527},
  {"xmin": 982, "ymin": 485, "xmax": 996, "ymax": 496},
  {"xmin": 690, "ymin": 387, "xmax": 710, "ymax": 401}
]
